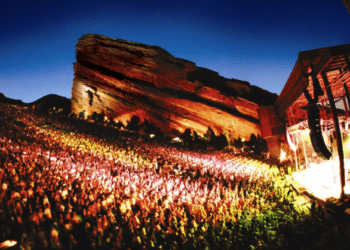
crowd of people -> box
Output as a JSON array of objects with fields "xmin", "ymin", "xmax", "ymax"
[{"xmin": 0, "ymin": 103, "xmax": 345, "ymax": 249}]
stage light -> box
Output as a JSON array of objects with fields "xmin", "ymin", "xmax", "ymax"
[
  {"xmin": 292, "ymin": 160, "xmax": 343, "ymax": 200},
  {"xmin": 0, "ymin": 240, "xmax": 17, "ymax": 248},
  {"xmin": 280, "ymin": 149, "xmax": 287, "ymax": 162}
]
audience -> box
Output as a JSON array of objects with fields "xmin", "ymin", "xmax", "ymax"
[{"xmin": 0, "ymin": 103, "xmax": 341, "ymax": 250}]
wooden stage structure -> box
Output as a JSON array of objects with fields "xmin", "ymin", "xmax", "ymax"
[{"xmin": 258, "ymin": 43, "xmax": 350, "ymax": 199}]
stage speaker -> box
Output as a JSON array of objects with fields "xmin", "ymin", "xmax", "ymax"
[{"xmin": 308, "ymin": 103, "xmax": 332, "ymax": 160}]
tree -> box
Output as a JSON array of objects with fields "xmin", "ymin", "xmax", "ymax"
[
  {"xmin": 91, "ymin": 111, "xmax": 98, "ymax": 121},
  {"xmin": 245, "ymin": 133, "xmax": 257, "ymax": 152},
  {"xmin": 140, "ymin": 120, "xmax": 156, "ymax": 134},
  {"xmin": 109, "ymin": 117, "xmax": 115, "ymax": 126},
  {"xmin": 249, "ymin": 133, "xmax": 257, "ymax": 147},
  {"xmin": 213, "ymin": 133, "xmax": 228, "ymax": 150},
  {"xmin": 254, "ymin": 135, "xmax": 269, "ymax": 155},
  {"xmin": 204, "ymin": 127, "xmax": 228, "ymax": 150},
  {"xmin": 180, "ymin": 128, "xmax": 193, "ymax": 147},
  {"xmin": 204, "ymin": 127, "xmax": 216, "ymax": 143},
  {"xmin": 139, "ymin": 119, "xmax": 163, "ymax": 139},
  {"xmin": 224, "ymin": 131, "xmax": 231, "ymax": 146},
  {"xmin": 233, "ymin": 137, "xmax": 243, "ymax": 150},
  {"xmin": 68, "ymin": 112, "xmax": 77, "ymax": 119},
  {"xmin": 193, "ymin": 130, "xmax": 200, "ymax": 144},
  {"xmin": 126, "ymin": 115, "xmax": 140, "ymax": 132},
  {"xmin": 96, "ymin": 111, "xmax": 105, "ymax": 123},
  {"xmin": 79, "ymin": 111, "xmax": 86, "ymax": 119},
  {"xmin": 116, "ymin": 121, "xmax": 125, "ymax": 129}
]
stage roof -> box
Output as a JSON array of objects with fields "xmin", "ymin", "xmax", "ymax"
[{"xmin": 275, "ymin": 43, "xmax": 350, "ymax": 117}]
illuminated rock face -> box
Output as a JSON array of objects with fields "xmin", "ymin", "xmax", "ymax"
[{"xmin": 72, "ymin": 34, "xmax": 277, "ymax": 139}]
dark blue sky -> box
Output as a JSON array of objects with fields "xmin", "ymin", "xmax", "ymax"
[{"xmin": 0, "ymin": 0, "xmax": 349, "ymax": 103}]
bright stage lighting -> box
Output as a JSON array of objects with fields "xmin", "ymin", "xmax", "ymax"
[
  {"xmin": 280, "ymin": 149, "xmax": 287, "ymax": 162},
  {"xmin": 0, "ymin": 240, "xmax": 17, "ymax": 248},
  {"xmin": 292, "ymin": 158, "xmax": 350, "ymax": 200}
]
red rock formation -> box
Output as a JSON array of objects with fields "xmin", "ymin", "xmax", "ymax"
[{"xmin": 72, "ymin": 34, "xmax": 277, "ymax": 139}]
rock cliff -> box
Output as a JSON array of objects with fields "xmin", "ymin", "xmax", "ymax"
[{"xmin": 72, "ymin": 34, "xmax": 277, "ymax": 139}]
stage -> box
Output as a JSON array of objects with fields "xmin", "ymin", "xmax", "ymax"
[{"xmin": 292, "ymin": 157, "xmax": 350, "ymax": 201}]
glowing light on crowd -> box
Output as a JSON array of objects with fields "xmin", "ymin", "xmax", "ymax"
[{"xmin": 1, "ymin": 103, "xmax": 320, "ymax": 249}]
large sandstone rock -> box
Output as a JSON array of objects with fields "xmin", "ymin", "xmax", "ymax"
[{"xmin": 72, "ymin": 34, "xmax": 277, "ymax": 139}]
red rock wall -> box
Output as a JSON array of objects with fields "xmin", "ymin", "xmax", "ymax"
[{"xmin": 72, "ymin": 34, "xmax": 274, "ymax": 139}]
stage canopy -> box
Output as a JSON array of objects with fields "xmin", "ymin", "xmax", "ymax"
[
  {"xmin": 276, "ymin": 44, "xmax": 350, "ymax": 121},
  {"xmin": 259, "ymin": 44, "xmax": 350, "ymax": 200}
]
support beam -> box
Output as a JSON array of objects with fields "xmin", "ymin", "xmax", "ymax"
[
  {"xmin": 343, "ymin": 97, "xmax": 349, "ymax": 117},
  {"xmin": 321, "ymin": 71, "xmax": 346, "ymax": 200},
  {"xmin": 344, "ymin": 83, "xmax": 350, "ymax": 117},
  {"xmin": 294, "ymin": 147, "xmax": 298, "ymax": 170},
  {"xmin": 302, "ymin": 131, "xmax": 308, "ymax": 169},
  {"xmin": 275, "ymin": 50, "xmax": 332, "ymax": 117}
]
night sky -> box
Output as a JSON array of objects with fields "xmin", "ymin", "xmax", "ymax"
[{"xmin": 0, "ymin": 0, "xmax": 349, "ymax": 103}]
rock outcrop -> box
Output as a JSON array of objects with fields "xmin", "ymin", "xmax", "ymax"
[{"xmin": 72, "ymin": 34, "xmax": 277, "ymax": 139}]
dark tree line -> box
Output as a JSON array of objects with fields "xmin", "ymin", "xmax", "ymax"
[
  {"xmin": 125, "ymin": 115, "xmax": 164, "ymax": 138},
  {"xmin": 180, "ymin": 126, "xmax": 268, "ymax": 155},
  {"xmin": 179, "ymin": 127, "xmax": 228, "ymax": 150},
  {"xmin": 74, "ymin": 112, "xmax": 269, "ymax": 154},
  {"xmin": 233, "ymin": 133, "xmax": 268, "ymax": 155}
]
